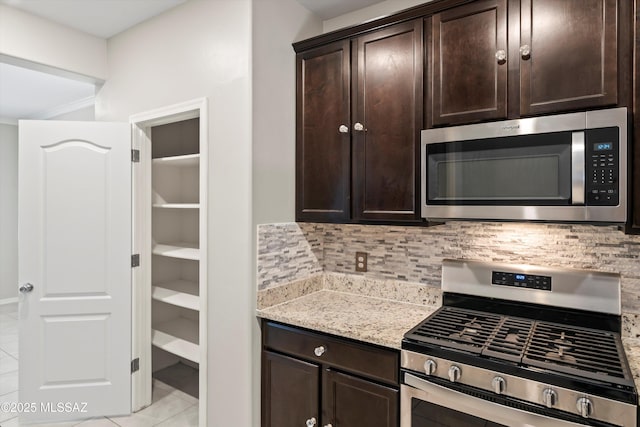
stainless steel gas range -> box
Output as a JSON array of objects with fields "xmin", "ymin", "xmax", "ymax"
[{"xmin": 401, "ymin": 259, "xmax": 638, "ymax": 427}]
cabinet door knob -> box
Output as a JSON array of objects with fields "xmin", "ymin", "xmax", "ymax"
[
  {"xmin": 520, "ymin": 44, "xmax": 531, "ymax": 59},
  {"xmin": 353, "ymin": 122, "xmax": 365, "ymax": 132},
  {"xmin": 306, "ymin": 417, "xmax": 317, "ymax": 427},
  {"xmin": 495, "ymin": 49, "xmax": 506, "ymax": 63},
  {"xmin": 338, "ymin": 125, "xmax": 349, "ymax": 133},
  {"xmin": 314, "ymin": 345, "xmax": 326, "ymax": 356}
]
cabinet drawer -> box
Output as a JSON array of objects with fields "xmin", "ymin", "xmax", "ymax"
[{"xmin": 263, "ymin": 321, "xmax": 399, "ymax": 386}]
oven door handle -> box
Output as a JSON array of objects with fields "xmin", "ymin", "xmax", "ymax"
[{"xmin": 402, "ymin": 373, "xmax": 586, "ymax": 427}]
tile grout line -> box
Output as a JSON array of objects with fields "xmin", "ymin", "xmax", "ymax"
[{"xmin": 152, "ymin": 402, "xmax": 198, "ymax": 426}]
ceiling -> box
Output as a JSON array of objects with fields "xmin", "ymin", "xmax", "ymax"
[
  {"xmin": 0, "ymin": 0, "xmax": 381, "ymax": 123},
  {"xmin": 296, "ymin": 0, "xmax": 384, "ymax": 20},
  {"xmin": 0, "ymin": 62, "xmax": 95, "ymax": 120},
  {"xmin": 0, "ymin": 0, "xmax": 188, "ymax": 38}
]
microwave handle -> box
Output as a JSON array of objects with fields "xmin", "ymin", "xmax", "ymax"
[{"xmin": 571, "ymin": 132, "xmax": 585, "ymax": 205}]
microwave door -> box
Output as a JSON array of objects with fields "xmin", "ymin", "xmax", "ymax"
[{"xmin": 426, "ymin": 132, "xmax": 574, "ymax": 207}]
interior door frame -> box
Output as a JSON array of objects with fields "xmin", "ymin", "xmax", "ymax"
[{"xmin": 129, "ymin": 98, "xmax": 208, "ymax": 426}]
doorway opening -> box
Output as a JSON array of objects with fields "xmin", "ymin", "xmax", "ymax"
[{"xmin": 130, "ymin": 98, "xmax": 208, "ymax": 427}]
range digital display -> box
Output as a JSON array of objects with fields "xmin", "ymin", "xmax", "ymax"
[
  {"xmin": 492, "ymin": 271, "xmax": 552, "ymax": 291},
  {"xmin": 594, "ymin": 142, "xmax": 613, "ymax": 151}
]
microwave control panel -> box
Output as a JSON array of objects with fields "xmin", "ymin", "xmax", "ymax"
[{"xmin": 585, "ymin": 127, "xmax": 619, "ymax": 206}]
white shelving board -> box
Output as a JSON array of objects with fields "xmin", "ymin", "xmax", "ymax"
[
  {"xmin": 152, "ymin": 242, "xmax": 200, "ymax": 261},
  {"xmin": 152, "ymin": 153, "xmax": 199, "ymax": 167},
  {"xmin": 152, "ymin": 203, "xmax": 200, "ymax": 209},
  {"xmin": 152, "ymin": 317, "xmax": 199, "ymax": 364},
  {"xmin": 152, "ymin": 280, "xmax": 199, "ymax": 311}
]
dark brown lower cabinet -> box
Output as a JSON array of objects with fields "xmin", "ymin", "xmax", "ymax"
[
  {"xmin": 262, "ymin": 351, "xmax": 319, "ymax": 427},
  {"xmin": 323, "ymin": 369, "xmax": 398, "ymax": 427},
  {"xmin": 262, "ymin": 321, "xmax": 399, "ymax": 427}
]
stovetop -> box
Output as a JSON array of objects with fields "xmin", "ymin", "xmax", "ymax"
[{"xmin": 403, "ymin": 305, "xmax": 634, "ymax": 389}]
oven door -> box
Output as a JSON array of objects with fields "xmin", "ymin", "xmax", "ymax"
[{"xmin": 401, "ymin": 373, "xmax": 587, "ymax": 427}]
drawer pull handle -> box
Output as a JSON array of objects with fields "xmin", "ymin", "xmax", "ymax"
[
  {"xmin": 314, "ymin": 345, "xmax": 326, "ymax": 357},
  {"xmin": 324, "ymin": 424, "xmax": 333, "ymax": 427},
  {"xmin": 306, "ymin": 417, "xmax": 317, "ymax": 427}
]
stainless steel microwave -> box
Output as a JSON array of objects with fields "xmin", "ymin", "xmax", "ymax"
[{"xmin": 421, "ymin": 108, "xmax": 628, "ymax": 223}]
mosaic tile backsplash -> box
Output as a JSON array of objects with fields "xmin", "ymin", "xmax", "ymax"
[
  {"xmin": 257, "ymin": 221, "xmax": 640, "ymax": 313},
  {"xmin": 257, "ymin": 223, "xmax": 322, "ymax": 289}
]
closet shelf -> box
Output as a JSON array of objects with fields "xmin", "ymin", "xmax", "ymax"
[
  {"xmin": 152, "ymin": 280, "xmax": 199, "ymax": 311},
  {"xmin": 152, "ymin": 317, "xmax": 199, "ymax": 363},
  {"xmin": 152, "ymin": 243, "xmax": 200, "ymax": 261},
  {"xmin": 152, "ymin": 153, "xmax": 199, "ymax": 167},
  {"xmin": 152, "ymin": 203, "xmax": 200, "ymax": 209}
]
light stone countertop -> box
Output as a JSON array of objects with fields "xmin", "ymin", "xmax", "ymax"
[
  {"xmin": 256, "ymin": 283, "xmax": 640, "ymax": 402},
  {"xmin": 622, "ymin": 338, "xmax": 640, "ymax": 394},
  {"xmin": 256, "ymin": 289, "xmax": 436, "ymax": 349}
]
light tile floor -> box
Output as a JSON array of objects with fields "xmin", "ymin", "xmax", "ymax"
[{"xmin": 0, "ymin": 303, "xmax": 198, "ymax": 427}]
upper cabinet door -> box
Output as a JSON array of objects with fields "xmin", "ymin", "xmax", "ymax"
[
  {"xmin": 352, "ymin": 20, "xmax": 423, "ymax": 222},
  {"xmin": 430, "ymin": 0, "xmax": 508, "ymax": 126},
  {"xmin": 296, "ymin": 40, "xmax": 351, "ymax": 222},
  {"xmin": 519, "ymin": 0, "xmax": 618, "ymax": 115}
]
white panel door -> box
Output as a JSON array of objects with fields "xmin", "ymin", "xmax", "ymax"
[{"xmin": 18, "ymin": 121, "xmax": 131, "ymax": 423}]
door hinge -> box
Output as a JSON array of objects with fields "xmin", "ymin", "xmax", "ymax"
[
  {"xmin": 131, "ymin": 254, "xmax": 140, "ymax": 267},
  {"xmin": 131, "ymin": 358, "xmax": 140, "ymax": 373},
  {"xmin": 131, "ymin": 149, "xmax": 140, "ymax": 163}
]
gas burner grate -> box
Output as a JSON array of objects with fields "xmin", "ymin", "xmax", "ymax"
[
  {"xmin": 482, "ymin": 317, "xmax": 533, "ymax": 363},
  {"xmin": 404, "ymin": 307, "xmax": 502, "ymax": 354},
  {"xmin": 404, "ymin": 307, "xmax": 635, "ymax": 386},
  {"xmin": 523, "ymin": 321, "xmax": 631, "ymax": 385}
]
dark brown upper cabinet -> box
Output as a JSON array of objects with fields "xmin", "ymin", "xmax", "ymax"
[
  {"xmin": 296, "ymin": 40, "xmax": 351, "ymax": 222},
  {"xmin": 352, "ymin": 20, "xmax": 423, "ymax": 222},
  {"xmin": 295, "ymin": 20, "xmax": 423, "ymax": 223},
  {"xmin": 429, "ymin": 0, "xmax": 508, "ymax": 126},
  {"xmin": 429, "ymin": 0, "xmax": 619, "ymax": 126},
  {"xmin": 294, "ymin": 0, "xmax": 635, "ymax": 229},
  {"xmin": 519, "ymin": 0, "xmax": 618, "ymax": 116}
]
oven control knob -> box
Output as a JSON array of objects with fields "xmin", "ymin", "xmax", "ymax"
[
  {"xmin": 491, "ymin": 376, "xmax": 506, "ymax": 394},
  {"xmin": 542, "ymin": 389, "xmax": 557, "ymax": 408},
  {"xmin": 576, "ymin": 397, "xmax": 593, "ymax": 418},
  {"xmin": 448, "ymin": 365, "xmax": 461, "ymax": 383},
  {"xmin": 424, "ymin": 359, "xmax": 437, "ymax": 376}
]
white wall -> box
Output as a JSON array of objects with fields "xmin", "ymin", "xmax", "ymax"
[
  {"xmin": 323, "ymin": 0, "xmax": 432, "ymax": 33},
  {"xmin": 252, "ymin": 0, "xmax": 322, "ymax": 227},
  {"xmin": 0, "ymin": 123, "xmax": 18, "ymax": 303},
  {"xmin": 0, "ymin": 4, "xmax": 107, "ymax": 82},
  {"xmin": 95, "ymin": 1, "xmax": 253, "ymax": 425},
  {"xmin": 251, "ymin": 1, "xmax": 322, "ymax": 424},
  {"xmin": 48, "ymin": 105, "xmax": 95, "ymax": 121}
]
